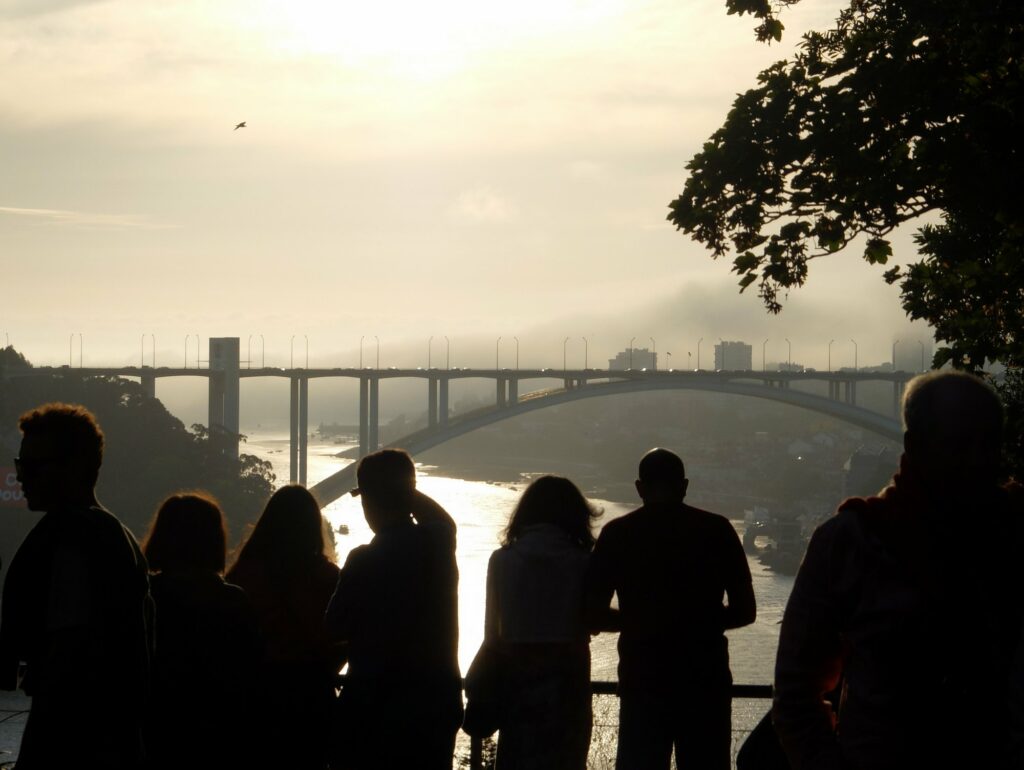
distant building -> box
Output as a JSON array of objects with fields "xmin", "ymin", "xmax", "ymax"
[
  {"xmin": 778, "ymin": 361, "xmax": 805, "ymax": 373},
  {"xmin": 608, "ymin": 348, "xmax": 657, "ymax": 370},
  {"xmin": 714, "ymin": 341, "xmax": 752, "ymax": 371}
]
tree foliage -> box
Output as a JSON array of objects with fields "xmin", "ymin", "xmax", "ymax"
[
  {"xmin": 0, "ymin": 359, "xmax": 275, "ymax": 540},
  {"xmin": 669, "ymin": 0, "xmax": 1024, "ymax": 369}
]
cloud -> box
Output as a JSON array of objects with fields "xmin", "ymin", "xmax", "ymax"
[
  {"xmin": 448, "ymin": 187, "xmax": 518, "ymax": 224},
  {"xmin": 0, "ymin": 0, "xmax": 106, "ymax": 19},
  {"xmin": 0, "ymin": 205, "xmax": 166, "ymax": 229}
]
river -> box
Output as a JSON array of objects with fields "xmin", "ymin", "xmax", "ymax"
[{"xmin": 243, "ymin": 433, "xmax": 796, "ymax": 747}]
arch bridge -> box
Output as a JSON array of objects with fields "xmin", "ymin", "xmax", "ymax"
[{"xmin": 4, "ymin": 337, "xmax": 910, "ymax": 502}]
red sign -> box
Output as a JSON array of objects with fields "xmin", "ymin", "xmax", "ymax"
[{"xmin": 0, "ymin": 467, "xmax": 26, "ymax": 508}]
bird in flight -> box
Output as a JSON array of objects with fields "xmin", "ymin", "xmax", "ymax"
[{"xmin": 234, "ymin": 121, "xmax": 246, "ymax": 130}]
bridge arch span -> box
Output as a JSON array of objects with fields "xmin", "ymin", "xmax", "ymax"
[{"xmin": 309, "ymin": 377, "xmax": 902, "ymax": 506}]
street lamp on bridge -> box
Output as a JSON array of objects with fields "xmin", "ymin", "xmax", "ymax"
[
  {"xmin": 892, "ymin": 339, "xmax": 900, "ymax": 371},
  {"xmin": 762, "ymin": 338, "xmax": 769, "ymax": 372},
  {"xmin": 828, "ymin": 339, "xmax": 835, "ymax": 373},
  {"xmin": 918, "ymin": 340, "xmax": 926, "ymax": 372},
  {"xmin": 582, "ymin": 337, "xmax": 588, "ymax": 370},
  {"xmin": 496, "ymin": 336, "xmax": 502, "ymax": 370},
  {"xmin": 444, "ymin": 336, "xmax": 450, "ymax": 369},
  {"xmin": 697, "ymin": 337, "xmax": 703, "ymax": 371},
  {"xmin": 785, "ymin": 337, "xmax": 791, "ymax": 369},
  {"xmin": 629, "ymin": 337, "xmax": 636, "ymax": 370},
  {"xmin": 850, "ymin": 338, "xmax": 858, "ymax": 371},
  {"xmin": 514, "ymin": 336, "xmax": 519, "ymax": 370},
  {"xmin": 427, "ymin": 336, "xmax": 433, "ymax": 369},
  {"xmin": 374, "ymin": 336, "xmax": 380, "ymax": 370},
  {"xmin": 563, "ymin": 336, "xmax": 570, "ymax": 374},
  {"xmin": 650, "ymin": 337, "xmax": 656, "ymax": 371}
]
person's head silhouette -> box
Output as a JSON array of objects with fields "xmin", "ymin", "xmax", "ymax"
[
  {"xmin": 144, "ymin": 492, "xmax": 228, "ymax": 575},
  {"xmin": 635, "ymin": 447, "xmax": 689, "ymax": 505},
  {"xmin": 901, "ymin": 370, "xmax": 1004, "ymax": 500},
  {"xmin": 16, "ymin": 402, "xmax": 103, "ymax": 511},
  {"xmin": 356, "ymin": 449, "xmax": 416, "ymax": 533}
]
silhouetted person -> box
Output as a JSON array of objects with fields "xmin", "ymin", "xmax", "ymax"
[
  {"xmin": 774, "ymin": 371, "xmax": 1024, "ymax": 769},
  {"xmin": 586, "ymin": 448, "xmax": 755, "ymax": 770},
  {"xmin": 482, "ymin": 475, "xmax": 598, "ymax": 769},
  {"xmin": 227, "ymin": 485, "xmax": 344, "ymax": 770},
  {"xmin": 0, "ymin": 403, "xmax": 152, "ymax": 769},
  {"xmin": 143, "ymin": 492, "xmax": 261, "ymax": 770},
  {"xmin": 325, "ymin": 449, "xmax": 462, "ymax": 770}
]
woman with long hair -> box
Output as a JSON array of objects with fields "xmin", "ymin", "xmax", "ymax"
[
  {"xmin": 483, "ymin": 475, "xmax": 600, "ymax": 769},
  {"xmin": 143, "ymin": 492, "xmax": 261, "ymax": 770},
  {"xmin": 227, "ymin": 484, "xmax": 345, "ymax": 770}
]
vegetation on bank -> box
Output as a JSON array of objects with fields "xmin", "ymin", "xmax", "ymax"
[{"xmin": 0, "ymin": 345, "xmax": 275, "ymax": 541}]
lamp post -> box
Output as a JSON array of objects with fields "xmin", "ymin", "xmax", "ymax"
[
  {"xmin": 563, "ymin": 336, "xmax": 570, "ymax": 374},
  {"xmin": 918, "ymin": 340, "xmax": 926, "ymax": 372},
  {"xmin": 892, "ymin": 339, "xmax": 900, "ymax": 371},
  {"xmin": 850, "ymin": 338, "xmax": 858, "ymax": 371},
  {"xmin": 828, "ymin": 339, "xmax": 835, "ymax": 373},
  {"xmin": 428, "ymin": 336, "xmax": 433, "ymax": 369},
  {"xmin": 496, "ymin": 337, "xmax": 502, "ymax": 370},
  {"xmin": 444, "ymin": 336, "xmax": 450, "ymax": 369},
  {"xmin": 374, "ymin": 336, "xmax": 380, "ymax": 369},
  {"xmin": 514, "ymin": 336, "xmax": 519, "ymax": 370},
  {"xmin": 139, "ymin": 333, "xmax": 145, "ymax": 368},
  {"xmin": 629, "ymin": 337, "xmax": 636, "ymax": 370},
  {"xmin": 359, "ymin": 336, "xmax": 365, "ymax": 369},
  {"xmin": 697, "ymin": 337, "xmax": 703, "ymax": 371},
  {"xmin": 785, "ymin": 337, "xmax": 791, "ymax": 369},
  {"xmin": 582, "ymin": 337, "xmax": 588, "ymax": 370},
  {"xmin": 650, "ymin": 337, "xmax": 656, "ymax": 371},
  {"xmin": 69, "ymin": 333, "xmax": 75, "ymax": 368},
  {"xmin": 290, "ymin": 335, "xmax": 296, "ymax": 369},
  {"xmin": 763, "ymin": 338, "xmax": 769, "ymax": 372},
  {"xmin": 79, "ymin": 334, "xmax": 82, "ymax": 368}
]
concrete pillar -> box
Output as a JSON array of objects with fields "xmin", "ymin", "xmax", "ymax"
[
  {"xmin": 508, "ymin": 378, "xmax": 518, "ymax": 405},
  {"xmin": 299, "ymin": 377, "xmax": 309, "ymax": 486},
  {"xmin": 497, "ymin": 377, "xmax": 507, "ymax": 408},
  {"xmin": 359, "ymin": 377, "xmax": 369, "ymax": 457},
  {"xmin": 368, "ymin": 377, "xmax": 380, "ymax": 452},
  {"xmin": 208, "ymin": 337, "xmax": 240, "ymax": 461},
  {"xmin": 209, "ymin": 371, "xmax": 225, "ymax": 435},
  {"xmin": 289, "ymin": 377, "xmax": 299, "ymax": 483},
  {"xmin": 141, "ymin": 373, "xmax": 156, "ymax": 399},
  {"xmin": 440, "ymin": 377, "xmax": 449, "ymax": 426},
  {"xmin": 428, "ymin": 377, "xmax": 438, "ymax": 427}
]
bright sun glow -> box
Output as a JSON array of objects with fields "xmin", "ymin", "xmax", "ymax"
[{"xmin": 260, "ymin": 0, "xmax": 627, "ymax": 79}]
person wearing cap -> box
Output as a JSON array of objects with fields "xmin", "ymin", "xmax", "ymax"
[
  {"xmin": 325, "ymin": 448, "xmax": 462, "ymax": 770},
  {"xmin": 585, "ymin": 448, "xmax": 755, "ymax": 770}
]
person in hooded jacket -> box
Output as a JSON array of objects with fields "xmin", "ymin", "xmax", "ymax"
[{"xmin": 483, "ymin": 475, "xmax": 599, "ymax": 770}]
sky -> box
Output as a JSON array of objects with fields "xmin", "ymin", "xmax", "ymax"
[{"xmin": 1, "ymin": 0, "xmax": 934, "ymax": 381}]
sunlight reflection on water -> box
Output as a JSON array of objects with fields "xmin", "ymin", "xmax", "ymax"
[{"xmin": 244, "ymin": 432, "xmax": 795, "ymax": 694}]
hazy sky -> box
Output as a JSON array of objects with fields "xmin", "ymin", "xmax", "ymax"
[{"xmin": 2, "ymin": 0, "xmax": 932, "ymax": 374}]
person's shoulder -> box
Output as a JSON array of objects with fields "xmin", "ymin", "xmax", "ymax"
[
  {"xmin": 682, "ymin": 503, "xmax": 733, "ymax": 527},
  {"xmin": 598, "ymin": 507, "xmax": 642, "ymax": 537}
]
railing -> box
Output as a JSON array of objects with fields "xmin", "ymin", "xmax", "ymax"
[{"xmin": 465, "ymin": 681, "xmax": 772, "ymax": 770}]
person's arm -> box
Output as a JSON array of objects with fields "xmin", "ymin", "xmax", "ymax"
[
  {"xmin": 484, "ymin": 551, "xmax": 500, "ymax": 643},
  {"xmin": 409, "ymin": 490, "xmax": 456, "ymax": 534},
  {"xmin": 722, "ymin": 521, "xmax": 756, "ymax": 630},
  {"xmin": 772, "ymin": 519, "xmax": 846, "ymax": 770},
  {"xmin": 584, "ymin": 527, "xmax": 621, "ymax": 633},
  {"xmin": 324, "ymin": 549, "xmax": 362, "ymax": 642}
]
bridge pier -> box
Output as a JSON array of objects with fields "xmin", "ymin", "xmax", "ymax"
[
  {"xmin": 497, "ymin": 377, "xmax": 507, "ymax": 408},
  {"xmin": 508, "ymin": 378, "xmax": 518, "ymax": 405},
  {"xmin": 208, "ymin": 338, "xmax": 240, "ymax": 461},
  {"xmin": 428, "ymin": 378, "xmax": 438, "ymax": 427},
  {"xmin": 368, "ymin": 377, "xmax": 380, "ymax": 452},
  {"xmin": 440, "ymin": 378, "xmax": 449, "ymax": 425},
  {"xmin": 359, "ymin": 377, "xmax": 369, "ymax": 456},
  {"xmin": 288, "ymin": 377, "xmax": 311, "ymax": 484},
  {"xmin": 140, "ymin": 372, "xmax": 156, "ymax": 399}
]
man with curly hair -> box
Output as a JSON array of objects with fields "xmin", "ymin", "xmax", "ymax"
[{"xmin": 0, "ymin": 403, "xmax": 151, "ymax": 769}]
